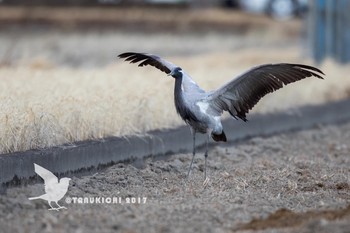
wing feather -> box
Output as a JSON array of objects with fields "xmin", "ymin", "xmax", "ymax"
[
  {"xmin": 208, "ymin": 63, "xmax": 324, "ymax": 121},
  {"xmin": 118, "ymin": 52, "xmax": 178, "ymax": 74}
]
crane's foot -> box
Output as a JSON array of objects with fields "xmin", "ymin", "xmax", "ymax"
[{"xmin": 203, "ymin": 177, "xmax": 210, "ymax": 187}]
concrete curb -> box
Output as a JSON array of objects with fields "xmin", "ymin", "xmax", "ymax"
[{"xmin": 1, "ymin": 99, "xmax": 350, "ymax": 185}]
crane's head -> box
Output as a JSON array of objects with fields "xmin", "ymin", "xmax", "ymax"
[{"xmin": 168, "ymin": 67, "xmax": 183, "ymax": 79}]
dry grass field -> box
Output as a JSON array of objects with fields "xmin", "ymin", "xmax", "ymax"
[{"xmin": 0, "ymin": 7, "xmax": 350, "ymax": 154}]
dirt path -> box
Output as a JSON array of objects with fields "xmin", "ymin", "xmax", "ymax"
[{"xmin": 0, "ymin": 121, "xmax": 349, "ymax": 232}]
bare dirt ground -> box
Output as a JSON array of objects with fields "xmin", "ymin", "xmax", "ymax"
[{"xmin": 0, "ymin": 121, "xmax": 349, "ymax": 233}]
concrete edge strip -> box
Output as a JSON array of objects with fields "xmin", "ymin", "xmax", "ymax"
[{"xmin": 1, "ymin": 98, "xmax": 350, "ymax": 185}]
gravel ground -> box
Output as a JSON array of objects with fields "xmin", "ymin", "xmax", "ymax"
[{"xmin": 1, "ymin": 121, "xmax": 350, "ymax": 233}]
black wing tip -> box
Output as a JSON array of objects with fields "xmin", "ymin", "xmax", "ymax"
[
  {"xmin": 118, "ymin": 52, "xmax": 145, "ymax": 59},
  {"xmin": 291, "ymin": 63, "xmax": 326, "ymax": 77},
  {"xmin": 117, "ymin": 52, "xmax": 149, "ymax": 66},
  {"xmin": 258, "ymin": 63, "xmax": 325, "ymax": 79},
  {"xmin": 117, "ymin": 52, "xmax": 132, "ymax": 58},
  {"xmin": 117, "ymin": 52, "xmax": 172, "ymax": 74}
]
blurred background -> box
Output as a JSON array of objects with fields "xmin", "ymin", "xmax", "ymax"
[
  {"xmin": 0, "ymin": 0, "xmax": 349, "ymax": 67},
  {"xmin": 0, "ymin": 0, "xmax": 311, "ymax": 68},
  {"xmin": 0, "ymin": 0, "xmax": 350, "ymax": 154}
]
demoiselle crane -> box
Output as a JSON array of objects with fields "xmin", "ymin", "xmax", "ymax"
[{"xmin": 118, "ymin": 52, "xmax": 324, "ymax": 179}]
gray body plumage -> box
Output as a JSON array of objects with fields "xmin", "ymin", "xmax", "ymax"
[
  {"xmin": 173, "ymin": 71, "xmax": 220, "ymax": 135},
  {"xmin": 118, "ymin": 52, "xmax": 324, "ymax": 179}
]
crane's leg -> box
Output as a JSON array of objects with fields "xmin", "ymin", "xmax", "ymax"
[
  {"xmin": 204, "ymin": 133, "xmax": 210, "ymax": 180},
  {"xmin": 187, "ymin": 132, "xmax": 196, "ymax": 178}
]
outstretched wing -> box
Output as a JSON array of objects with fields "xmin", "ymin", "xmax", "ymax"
[
  {"xmin": 34, "ymin": 163, "xmax": 59, "ymax": 194},
  {"xmin": 208, "ymin": 63, "xmax": 324, "ymax": 121},
  {"xmin": 118, "ymin": 52, "xmax": 178, "ymax": 74}
]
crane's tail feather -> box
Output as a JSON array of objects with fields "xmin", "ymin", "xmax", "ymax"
[{"xmin": 211, "ymin": 131, "xmax": 227, "ymax": 142}]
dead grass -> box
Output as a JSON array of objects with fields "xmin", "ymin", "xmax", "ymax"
[{"xmin": 1, "ymin": 47, "xmax": 350, "ymax": 154}]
